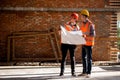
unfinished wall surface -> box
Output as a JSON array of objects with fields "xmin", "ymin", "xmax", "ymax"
[{"xmin": 0, "ymin": 0, "xmax": 118, "ymax": 62}]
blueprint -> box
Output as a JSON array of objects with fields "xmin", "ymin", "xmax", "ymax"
[{"xmin": 60, "ymin": 26, "xmax": 86, "ymax": 45}]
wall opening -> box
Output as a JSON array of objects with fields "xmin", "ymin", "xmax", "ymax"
[{"xmin": 117, "ymin": 12, "xmax": 120, "ymax": 62}]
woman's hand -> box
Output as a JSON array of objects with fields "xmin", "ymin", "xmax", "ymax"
[{"xmin": 82, "ymin": 34, "xmax": 86, "ymax": 38}]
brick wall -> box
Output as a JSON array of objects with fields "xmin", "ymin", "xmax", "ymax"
[
  {"xmin": 0, "ymin": 0, "xmax": 106, "ymax": 8},
  {"xmin": 0, "ymin": 0, "xmax": 116, "ymax": 62}
]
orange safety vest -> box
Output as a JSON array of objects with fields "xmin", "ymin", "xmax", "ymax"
[
  {"xmin": 80, "ymin": 21, "xmax": 95, "ymax": 46},
  {"xmin": 61, "ymin": 23, "xmax": 79, "ymax": 43},
  {"xmin": 64, "ymin": 23, "xmax": 79, "ymax": 31}
]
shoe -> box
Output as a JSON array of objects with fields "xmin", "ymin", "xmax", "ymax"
[
  {"xmin": 72, "ymin": 73, "xmax": 76, "ymax": 77},
  {"xmin": 59, "ymin": 73, "xmax": 64, "ymax": 76},
  {"xmin": 78, "ymin": 73, "xmax": 87, "ymax": 76},
  {"xmin": 86, "ymin": 74, "xmax": 91, "ymax": 78}
]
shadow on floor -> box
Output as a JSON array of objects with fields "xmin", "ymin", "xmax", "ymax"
[
  {"xmin": 100, "ymin": 66, "xmax": 120, "ymax": 71},
  {"xmin": 93, "ymin": 76, "xmax": 120, "ymax": 80},
  {"xmin": 0, "ymin": 75, "xmax": 86, "ymax": 80}
]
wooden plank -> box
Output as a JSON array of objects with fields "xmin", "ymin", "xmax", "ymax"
[
  {"xmin": 53, "ymin": 29, "xmax": 61, "ymax": 57},
  {"xmin": 7, "ymin": 38, "xmax": 11, "ymax": 62},
  {"xmin": 111, "ymin": 20, "xmax": 117, "ymax": 23},
  {"xmin": 109, "ymin": 0, "xmax": 120, "ymax": 2},
  {"xmin": 108, "ymin": 6, "xmax": 120, "ymax": 8},
  {"xmin": 48, "ymin": 33, "xmax": 59, "ymax": 63},
  {"xmin": 12, "ymin": 58, "xmax": 61, "ymax": 61},
  {"xmin": 110, "ymin": 24, "xmax": 117, "ymax": 26},
  {"xmin": 12, "ymin": 39, "xmax": 15, "ymax": 60},
  {"xmin": 110, "ymin": 3, "xmax": 120, "ymax": 6},
  {"xmin": 8, "ymin": 33, "xmax": 55, "ymax": 38},
  {"xmin": 8, "ymin": 30, "xmax": 61, "ymax": 62},
  {"xmin": 110, "ymin": 28, "xmax": 117, "ymax": 31}
]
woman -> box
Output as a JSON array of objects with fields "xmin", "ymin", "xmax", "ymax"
[{"xmin": 60, "ymin": 13, "xmax": 79, "ymax": 76}]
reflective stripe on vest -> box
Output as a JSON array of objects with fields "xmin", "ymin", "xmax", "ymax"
[{"xmin": 80, "ymin": 21, "xmax": 94, "ymax": 46}]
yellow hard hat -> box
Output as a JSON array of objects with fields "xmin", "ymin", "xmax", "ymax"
[{"xmin": 80, "ymin": 9, "xmax": 89, "ymax": 17}]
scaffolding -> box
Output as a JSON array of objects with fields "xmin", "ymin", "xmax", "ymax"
[{"xmin": 7, "ymin": 27, "xmax": 61, "ymax": 64}]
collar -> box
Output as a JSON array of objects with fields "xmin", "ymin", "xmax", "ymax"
[{"xmin": 83, "ymin": 19, "xmax": 89, "ymax": 24}]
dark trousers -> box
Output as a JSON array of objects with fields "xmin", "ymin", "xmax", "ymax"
[
  {"xmin": 60, "ymin": 43, "xmax": 76, "ymax": 74},
  {"xmin": 82, "ymin": 45, "xmax": 92, "ymax": 74}
]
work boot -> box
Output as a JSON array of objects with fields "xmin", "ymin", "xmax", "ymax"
[
  {"xmin": 72, "ymin": 73, "xmax": 76, "ymax": 77},
  {"xmin": 59, "ymin": 72, "xmax": 64, "ymax": 76},
  {"xmin": 78, "ymin": 73, "xmax": 87, "ymax": 76},
  {"xmin": 59, "ymin": 70, "xmax": 64, "ymax": 76},
  {"xmin": 71, "ymin": 71, "xmax": 76, "ymax": 77},
  {"xmin": 86, "ymin": 74, "xmax": 91, "ymax": 78}
]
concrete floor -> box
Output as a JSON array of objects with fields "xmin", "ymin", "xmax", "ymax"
[{"xmin": 0, "ymin": 64, "xmax": 120, "ymax": 80}]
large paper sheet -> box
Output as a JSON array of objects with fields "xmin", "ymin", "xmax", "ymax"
[{"xmin": 61, "ymin": 26, "xmax": 86, "ymax": 45}]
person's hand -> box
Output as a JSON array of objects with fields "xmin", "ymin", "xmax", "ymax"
[
  {"xmin": 58, "ymin": 30, "xmax": 61, "ymax": 35},
  {"xmin": 82, "ymin": 34, "xmax": 86, "ymax": 38}
]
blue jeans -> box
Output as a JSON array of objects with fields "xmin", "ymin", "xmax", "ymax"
[{"xmin": 82, "ymin": 45, "xmax": 92, "ymax": 74}]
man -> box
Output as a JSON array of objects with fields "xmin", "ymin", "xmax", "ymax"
[
  {"xmin": 59, "ymin": 13, "xmax": 79, "ymax": 76},
  {"xmin": 78, "ymin": 9, "xmax": 95, "ymax": 78}
]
